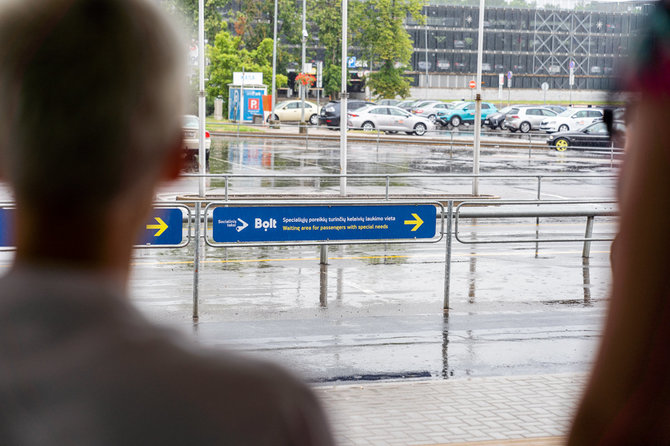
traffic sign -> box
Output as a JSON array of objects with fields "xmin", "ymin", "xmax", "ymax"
[
  {"xmin": 0, "ymin": 208, "xmax": 13, "ymax": 247},
  {"xmin": 569, "ymin": 60, "xmax": 575, "ymax": 69},
  {"xmin": 507, "ymin": 71, "xmax": 513, "ymax": 80},
  {"xmin": 469, "ymin": 80, "xmax": 476, "ymax": 89},
  {"xmin": 541, "ymin": 82, "xmax": 549, "ymax": 91},
  {"xmin": 569, "ymin": 67, "xmax": 575, "ymax": 86},
  {"xmin": 211, "ymin": 205, "xmax": 437, "ymax": 244},
  {"xmin": 138, "ymin": 208, "xmax": 184, "ymax": 246},
  {"xmin": 0, "ymin": 207, "xmax": 185, "ymax": 248}
]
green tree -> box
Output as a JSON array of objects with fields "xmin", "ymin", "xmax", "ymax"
[
  {"xmin": 360, "ymin": 0, "xmax": 425, "ymax": 99},
  {"xmin": 206, "ymin": 31, "xmax": 287, "ymax": 111},
  {"xmin": 160, "ymin": 0, "xmax": 228, "ymax": 41},
  {"xmin": 309, "ymin": 0, "xmax": 365, "ymax": 97}
]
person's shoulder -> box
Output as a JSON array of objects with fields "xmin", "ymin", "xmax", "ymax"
[{"xmin": 119, "ymin": 330, "xmax": 335, "ymax": 445}]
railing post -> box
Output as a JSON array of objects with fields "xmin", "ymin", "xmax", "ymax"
[
  {"xmin": 443, "ymin": 201, "xmax": 454, "ymax": 313},
  {"xmin": 385, "ymin": 176, "xmax": 390, "ymax": 200},
  {"xmin": 583, "ymin": 216, "xmax": 594, "ymax": 258},
  {"xmin": 320, "ymin": 244, "xmax": 328, "ymax": 265},
  {"xmin": 225, "ymin": 176, "xmax": 229, "ymax": 202},
  {"xmin": 192, "ymin": 202, "xmax": 201, "ymax": 322}
]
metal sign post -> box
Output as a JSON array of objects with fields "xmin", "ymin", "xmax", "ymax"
[{"xmin": 569, "ymin": 61, "xmax": 575, "ymax": 105}]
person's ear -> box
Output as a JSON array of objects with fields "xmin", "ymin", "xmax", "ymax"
[{"xmin": 161, "ymin": 134, "xmax": 185, "ymax": 181}]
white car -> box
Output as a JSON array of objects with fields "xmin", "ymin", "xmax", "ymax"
[
  {"xmin": 268, "ymin": 100, "xmax": 321, "ymax": 125},
  {"xmin": 539, "ymin": 108, "xmax": 604, "ymax": 133},
  {"xmin": 347, "ymin": 105, "xmax": 434, "ymax": 136},
  {"xmin": 182, "ymin": 114, "xmax": 211, "ymax": 165}
]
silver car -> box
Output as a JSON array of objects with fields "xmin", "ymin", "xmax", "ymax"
[
  {"xmin": 504, "ymin": 106, "xmax": 558, "ymax": 133},
  {"xmin": 347, "ymin": 105, "xmax": 434, "ymax": 136},
  {"xmin": 414, "ymin": 102, "xmax": 454, "ymax": 122}
]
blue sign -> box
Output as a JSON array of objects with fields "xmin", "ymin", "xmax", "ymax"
[
  {"xmin": 569, "ymin": 60, "xmax": 575, "ymax": 69},
  {"xmin": 0, "ymin": 208, "xmax": 13, "ymax": 247},
  {"xmin": 228, "ymin": 87, "xmax": 265, "ymax": 122},
  {"xmin": 137, "ymin": 208, "xmax": 184, "ymax": 246},
  {"xmin": 347, "ymin": 57, "xmax": 357, "ymax": 68},
  {"xmin": 507, "ymin": 70, "xmax": 513, "ymax": 80},
  {"xmin": 212, "ymin": 205, "xmax": 437, "ymax": 243}
]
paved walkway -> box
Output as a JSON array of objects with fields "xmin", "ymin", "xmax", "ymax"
[{"xmin": 314, "ymin": 373, "xmax": 588, "ymax": 446}]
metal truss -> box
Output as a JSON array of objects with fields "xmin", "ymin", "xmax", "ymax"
[{"xmin": 532, "ymin": 10, "xmax": 592, "ymax": 80}]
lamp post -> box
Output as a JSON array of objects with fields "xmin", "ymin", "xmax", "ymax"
[
  {"xmin": 340, "ymin": 0, "xmax": 348, "ymax": 196},
  {"xmin": 300, "ymin": 0, "xmax": 307, "ymax": 126},
  {"xmin": 271, "ymin": 0, "xmax": 278, "ymax": 123},
  {"xmin": 472, "ymin": 0, "xmax": 485, "ymax": 196}
]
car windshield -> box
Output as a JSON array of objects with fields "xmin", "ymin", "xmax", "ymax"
[
  {"xmin": 558, "ymin": 109, "xmax": 576, "ymax": 117},
  {"xmin": 499, "ymin": 106, "xmax": 513, "ymax": 113},
  {"xmin": 183, "ymin": 115, "xmax": 199, "ymax": 127}
]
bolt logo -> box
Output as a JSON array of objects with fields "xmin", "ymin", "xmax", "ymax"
[
  {"xmin": 255, "ymin": 218, "xmax": 277, "ymax": 231},
  {"xmin": 248, "ymin": 98, "xmax": 260, "ymax": 111}
]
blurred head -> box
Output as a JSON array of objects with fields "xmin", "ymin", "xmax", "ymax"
[{"xmin": 0, "ymin": 0, "xmax": 185, "ymax": 215}]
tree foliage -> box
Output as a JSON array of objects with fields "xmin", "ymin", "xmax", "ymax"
[
  {"xmin": 360, "ymin": 0, "xmax": 425, "ymax": 98},
  {"xmin": 206, "ymin": 31, "xmax": 287, "ymax": 108},
  {"xmin": 160, "ymin": 0, "xmax": 229, "ymax": 41}
]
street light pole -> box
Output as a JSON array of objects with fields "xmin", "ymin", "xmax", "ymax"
[
  {"xmin": 300, "ymin": 0, "xmax": 307, "ymax": 126},
  {"xmin": 340, "ymin": 0, "xmax": 348, "ymax": 196},
  {"xmin": 271, "ymin": 0, "xmax": 278, "ymax": 123},
  {"xmin": 472, "ymin": 0, "xmax": 485, "ymax": 196}
]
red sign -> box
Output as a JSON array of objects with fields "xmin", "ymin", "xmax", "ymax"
[
  {"xmin": 248, "ymin": 98, "xmax": 260, "ymax": 111},
  {"xmin": 469, "ymin": 80, "xmax": 476, "ymax": 89}
]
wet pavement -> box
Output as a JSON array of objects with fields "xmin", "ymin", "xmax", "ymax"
[{"xmin": 0, "ymin": 135, "xmax": 618, "ymax": 385}]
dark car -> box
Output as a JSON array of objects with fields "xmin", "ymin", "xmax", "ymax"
[
  {"xmin": 318, "ymin": 100, "xmax": 376, "ymax": 128},
  {"xmin": 547, "ymin": 120, "xmax": 625, "ymax": 151},
  {"xmin": 484, "ymin": 105, "xmax": 517, "ymax": 130},
  {"xmin": 396, "ymin": 99, "xmax": 419, "ymax": 111}
]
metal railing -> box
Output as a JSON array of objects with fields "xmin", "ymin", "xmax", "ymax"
[
  {"xmin": 0, "ymin": 186, "xmax": 618, "ymax": 318},
  {"xmin": 182, "ymin": 172, "xmax": 617, "ymax": 203},
  {"xmin": 206, "ymin": 120, "xmax": 625, "ymax": 157}
]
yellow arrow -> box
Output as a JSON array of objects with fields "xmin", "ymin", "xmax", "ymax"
[
  {"xmin": 146, "ymin": 217, "xmax": 168, "ymax": 237},
  {"xmin": 404, "ymin": 213, "xmax": 423, "ymax": 232}
]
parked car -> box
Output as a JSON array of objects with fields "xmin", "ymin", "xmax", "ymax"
[
  {"xmin": 504, "ymin": 106, "xmax": 558, "ymax": 133},
  {"xmin": 547, "ymin": 120, "xmax": 625, "ymax": 151},
  {"xmin": 484, "ymin": 105, "xmax": 519, "ymax": 130},
  {"xmin": 182, "ymin": 114, "xmax": 210, "ymax": 166},
  {"xmin": 413, "ymin": 102, "xmax": 455, "ymax": 122},
  {"xmin": 396, "ymin": 99, "xmax": 419, "ymax": 111},
  {"xmin": 318, "ymin": 100, "xmax": 376, "ymax": 128},
  {"xmin": 544, "ymin": 105, "xmax": 567, "ymax": 114},
  {"xmin": 410, "ymin": 100, "xmax": 441, "ymax": 115},
  {"xmin": 540, "ymin": 107, "xmax": 604, "ymax": 133},
  {"xmin": 347, "ymin": 105, "xmax": 434, "ymax": 136},
  {"xmin": 377, "ymin": 99, "xmax": 400, "ymax": 106},
  {"xmin": 435, "ymin": 102, "xmax": 498, "ymax": 127},
  {"xmin": 268, "ymin": 100, "xmax": 321, "ymax": 125}
]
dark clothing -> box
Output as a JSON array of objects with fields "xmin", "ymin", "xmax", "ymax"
[{"xmin": 0, "ymin": 266, "xmax": 334, "ymax": 446}]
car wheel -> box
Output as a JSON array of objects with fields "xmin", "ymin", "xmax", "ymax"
[
  {"xmin": 558, "ymin": 124, "xmax": 569, "ymax": 132},
  {"xmin": 450, "ymin": 116, "xmax": 461, "ymax": 127},
  {"xmin": 498, "ymin": 122, "xmax": 505, "ymax": 130},
  {"xmin": 509, "ymin": 128, "xmax": 517, "ymax": 133},
  {"xmin": 428, "ymin": 114, "xmax": 436, "ymax": 122},
  {"xmin": 519, "ymin": 121, "xmax": 531, "ymax": 133},
  {"xmin": 266, "ymin": 114, "xmax": 279, "ymax": 123},
  {"xmin": 413, "ymin": 122, "xmax": 427, "ymax": 136},
  {"xmin": 362, "ymin": 121, "xmax": 375, "ymax": 132},
  {"xmin": 309, "ymin": 114, "xmax": 318, "ymax": 125},
  {"xmin": 554, "ymin": 138, "xmax": 570, "ymax": 151}
]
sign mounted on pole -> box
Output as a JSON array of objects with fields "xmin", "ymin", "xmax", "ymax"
[
  {"xmin": 507, "ymin": 71, "xmax": 513, "ymax": 88},
  {"xmin": 209, "ymin": 204, "xmax": 438, "ymax": 244},
  {"xmin": 469, "ymin": 80, "xmax": 476, "ymax": 89},
  {"xmin": 0, "ymin": 208, "xmax": 13, "ymax": 248},
  {"xmin": 137, "ymin": 207, "xmax": 187, "ymax": 247}
]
